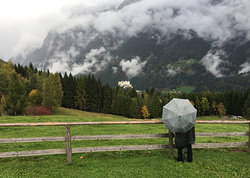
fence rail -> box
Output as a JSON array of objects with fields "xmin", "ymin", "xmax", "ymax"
[
  {"xmin": 0, "ymin": 120, "xmax": 249, "ymax": 163},
  {"xmin": 0, "ymin": 120, "xmax": 249, "ymax": 127}
]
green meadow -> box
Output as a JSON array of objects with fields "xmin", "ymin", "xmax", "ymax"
[{"xmin": 0, "ymin": 107, "xmax": 249, "ymax": 177}]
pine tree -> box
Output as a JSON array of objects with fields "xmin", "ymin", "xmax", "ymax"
[
  {"xmin": 243, "ymin": 89, "xmax": 250, "ymax": 119},
  {"xmin": 5, "ymin": 73, "xmax": 27, "ymax": 115},
  {"xmin": 75, "ymin": 76, "xmax": 87, "ymax": 110},
  {"xmin": 42, "ymin": 73, "xmax": 63, "ymax": 109},
  {"xmin": 97, "ymin": 79, "xmax": 104, "ymax": 112},
  {"xmin": 129, "ymin": 97, "xmax": 142, "ymax": 118},
  {"xmin": 148, "ymin": 93, "xmax": 162, "ymax": 118},
  {"xmin": 194, "ymin": 96, "xmax": 201, "ymax": 115},
  {"xmin": 62, "ymin": 73, "xmax": 77, "ymax": 108},
  {"xmin": 111, "ymin": 87, "xmax": 131, "ymax": 116},
  {"xmin": 85, "ymin": 75, "xmax": 98, "ymax": 112},
  {"xmin": 102, "ymin": 83, "xmax": 112, "ymax": 114}
]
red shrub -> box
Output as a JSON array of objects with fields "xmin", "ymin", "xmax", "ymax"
[{"xmin": 28, "ymin": 106, "xmax": 52, "ymax": 115}]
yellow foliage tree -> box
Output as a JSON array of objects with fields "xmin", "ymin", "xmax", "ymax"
[
  {"xmin": 29, "ymin": 89, "xmax": 42, "ymax": 106},
  {"xmin": 217, "ymin": 103, "xmax": 226, "ymax": 116},
  {"xmin": 141, "ymin": 105, "xmax": 150, "ymax": 119}
]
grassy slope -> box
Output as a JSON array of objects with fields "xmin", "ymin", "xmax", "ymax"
[
  {"xmin": 0, "ymin": 107, "xmax": 249, "ymax": 177},
  {"xmin": 177, "ymin": 86, "xmax": 196, "ymax": 93}
]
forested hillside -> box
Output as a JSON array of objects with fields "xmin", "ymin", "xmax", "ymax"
[{"xmin": 0, "ymin": 60, "xmax": 249, "ymax": 118}]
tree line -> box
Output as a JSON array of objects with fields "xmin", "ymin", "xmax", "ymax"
[{"xmin": 0, "ymin": 61, "xmax": 250, "ymax": 119}]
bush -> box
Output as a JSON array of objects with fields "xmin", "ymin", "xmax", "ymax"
[{"xmin": 28, "ymin": 106, "xmax": 52, "ymax": 116}]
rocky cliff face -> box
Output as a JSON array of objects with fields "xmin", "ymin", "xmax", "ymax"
[{"xmin": 13, "ymin": 0, "xmax": 250, "ymax": 91}]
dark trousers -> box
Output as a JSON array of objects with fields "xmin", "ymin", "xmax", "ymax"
[{"xmin": 177, "ymin": 144, "xmax": 192, "ymax": 162}]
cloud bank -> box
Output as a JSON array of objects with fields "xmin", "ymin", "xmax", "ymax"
[
  {"xmin": 2, "ymin": 0, "xmax": 250, "ymax": 60},
  {"xmin": 45, "ymin": 0, "xmax": 250, "ymax": 76},
  {"xmin": 49, "ymin": 47, "xmax": 112, "ymax": 75},
  {"xmin": 2, "ymin": 0, "xmax": 250, "ymax": 78},
  {"xmin": 59, "ymin": 0, "xmax": 250, "ymax": 45}
]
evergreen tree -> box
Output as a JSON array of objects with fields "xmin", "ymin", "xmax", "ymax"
[
  {"xmin": 111, "ymin": 87, "xmax": 131, "ymax": 116},
  {"xmin": 5, "ymin": 73, "xmax": 27, "ymax": 115},
  {"xmin": 129, "ymin": 97, "xmax": 142, "ymax": 118},
  {"xmin": 97, "ymin": 79, "xmax": 104, "ymax": 112},
  {"xmin": 75, "ymin": 76, "xmax": 87, "ymax": 110},
  {"xmin": 102, "ymin": 83, "xmax": 112, "ymax": 114},
  {"xmin": 85, "ymin": 75, "xmax": 98, "ymax": 112},
  {"xmin": 43, "ymin": 73, "xmax": 63, "ymax": 108},
  {"xmin": 243, "ymin": 89, "xmax": 250, "ymax": 119},
  {"xmin": 62, "ymin": 73, "xmax": 77, "ymax": 108},
  {"xmin": 194, "ymin": 96, "xmax": 201, "ymax": 115},
  {"xmin": 148, "ymin": 93, "xmax": 162, "ymax": 118}
]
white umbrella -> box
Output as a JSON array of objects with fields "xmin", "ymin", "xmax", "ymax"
[{"xmin": 162, "ymin": 98, "xmax": 197, "ymax": 133}]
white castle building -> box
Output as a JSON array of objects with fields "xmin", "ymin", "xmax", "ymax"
[{"xmin": 118, "ymin": 81, "xmax": 133, "ymax": 89}]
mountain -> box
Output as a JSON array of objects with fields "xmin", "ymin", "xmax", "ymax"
[{"xmin": 13, "ymin": 0, "xmax": 250, "ymax": 91}]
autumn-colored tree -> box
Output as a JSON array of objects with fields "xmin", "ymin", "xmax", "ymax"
[
  {"xmin": 217, "ymin": 103, "xmax": 226, "ymax": 116},
  {"xmin": 29, "ymin": 89, "xmax": 42, "ymax": 106},
  {"xmin": 141, "ymin": 105, "xmax": 150, "ymax": 119}
]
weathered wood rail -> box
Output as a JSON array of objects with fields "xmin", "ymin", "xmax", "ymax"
[{"xmin": 0, "ymin": 120, "xmax": 249, "ymax": 164}]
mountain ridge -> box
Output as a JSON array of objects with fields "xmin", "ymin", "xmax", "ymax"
[{"xmin": 12, "ymin": 0, "xmax": 250, "ymax": 91}]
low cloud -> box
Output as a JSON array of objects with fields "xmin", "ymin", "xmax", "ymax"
[
  {"xmin": 72, "ymin": 47, "xmax": 112, "ymax": 75},
  {"xmin": 239, "ymin": 60, "xmax": 250, "ymax": 74},
  {"xmin": 48, "ymin": 46, "xmax": 80, "ymax": 74},
  {"xmin": 48, "ymin": 47, "xmax": 112, "ymax": 75},
  {"xmin": 119, "ymin": 56, "xmax": 147, "ymax": 78},
  {"xmin": 200, "ymin": 50, "xmax": 226, "ymax": 78},
  {"xmin": 112, "ymin": 66, "xmax": 118, "ymax": 74},
  {"xmin": 166, "ymin": 67, "xmax": 179, "ymax": 77}
]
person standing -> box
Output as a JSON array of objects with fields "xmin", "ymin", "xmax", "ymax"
[{"xmin": 175, "ymin": 126, "xmax": 195, "ymax": 162}]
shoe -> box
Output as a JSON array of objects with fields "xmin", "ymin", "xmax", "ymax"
[{"xmin": 177, "ymin": 158, "xmax": 184, "ymax": 162}]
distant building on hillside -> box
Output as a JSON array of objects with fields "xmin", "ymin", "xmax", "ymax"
[
  {"xmin": 118, "ymin": 81, "xmax": 133, "ymax": 89},
  {"xmin": 136, "ymin": 90, "xmax": 142, "ymax": 95}
]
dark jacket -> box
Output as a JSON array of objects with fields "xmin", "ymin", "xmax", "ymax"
[{"xmin": 175, "ymin": 127, "xmax": 195, "ymax": 148}]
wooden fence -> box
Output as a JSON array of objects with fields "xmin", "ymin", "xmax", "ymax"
[{"xmin": 0, "ymin": 120, "xmax": 249, "ymax": 164}]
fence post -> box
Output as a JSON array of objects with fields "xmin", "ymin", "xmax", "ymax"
[
  {"xmin": 168, "ymin": 131, "xmax": 174, "ymax": 159},
  {"xmin": 66, "ymin": 124, "xmax": 72, "ymax": 164},
  {"xmin": 248, "ymin": 123, "xmax": 250, "ymax": 153}
]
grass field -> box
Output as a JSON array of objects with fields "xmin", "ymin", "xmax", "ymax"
[
  {"xmin": 0, "ymin": 107, "xmax": 249, "ymax": 177},
  {"xmin": 177, "ymin": 86, "xmax": 196, "ymax": 93}
]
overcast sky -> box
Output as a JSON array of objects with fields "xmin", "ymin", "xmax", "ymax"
[
  {"xmin": 1, "ymin": 0, "xmax": 250, "ymax": 70},
  {"xmin": 0, "ymin": 0, "xmax": 121, "ymax": 60}
]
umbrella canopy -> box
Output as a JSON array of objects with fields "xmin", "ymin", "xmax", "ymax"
[{"xmin": 162, "ymin": 98, "xmax": 197, "ymax": 133}]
